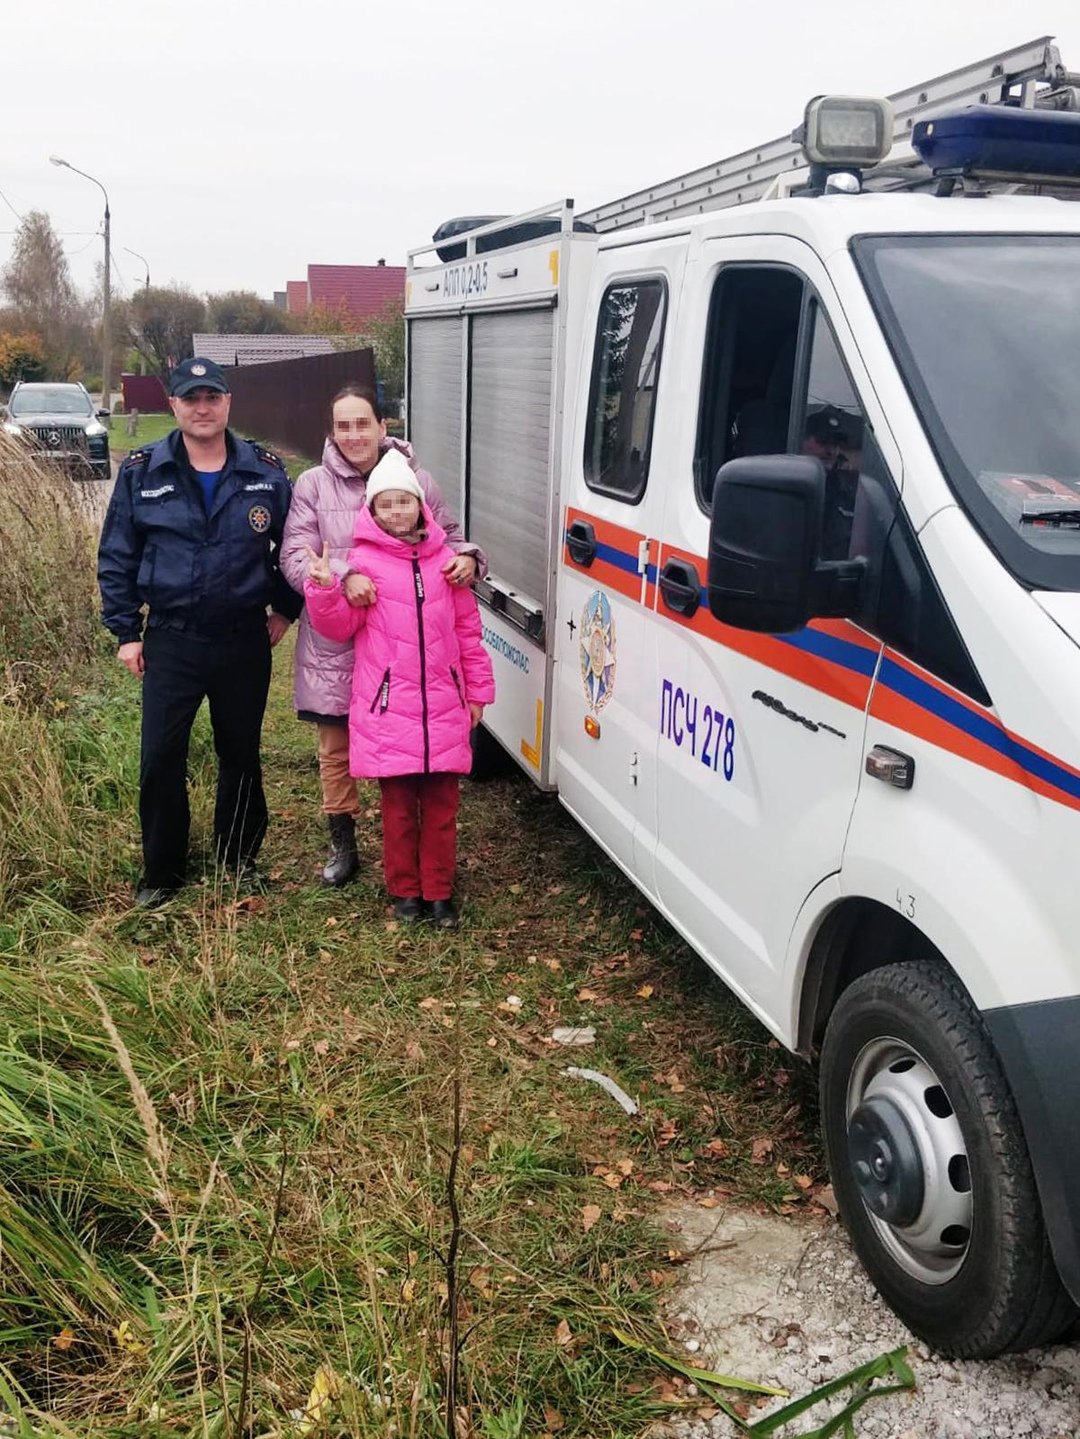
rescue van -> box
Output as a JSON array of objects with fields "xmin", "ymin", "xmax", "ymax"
[{"xmin": 404, "ymin": 37, "xmax": 1080, "ymax": 1356}]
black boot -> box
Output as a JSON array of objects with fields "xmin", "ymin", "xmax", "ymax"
[{"xmin": 321, "ymin": 813, "xmax": 358, "ymax": 887}]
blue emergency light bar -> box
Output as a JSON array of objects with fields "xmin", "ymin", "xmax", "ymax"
[{"xmin": 912, "ymin": 104, "xmax": 1080, "ymax": 184}]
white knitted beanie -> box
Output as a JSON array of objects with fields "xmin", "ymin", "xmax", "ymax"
[{"xmin": 366, "ymin": 448, "xmax": 424, "ymax": 506}]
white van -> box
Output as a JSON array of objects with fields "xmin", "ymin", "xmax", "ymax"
[{"xmin": 404, "ymin": 58, "xmax": 1080, "ymax": 1357}]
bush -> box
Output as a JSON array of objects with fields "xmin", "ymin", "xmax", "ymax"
[{"xmin": 0, "ymin": 433, "xmax": 101, "ymax": 706}]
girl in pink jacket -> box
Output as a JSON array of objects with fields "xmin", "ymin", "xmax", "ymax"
[{"xmin": 304, "ymin": 450, "xmax": 495, "ymax": 928}]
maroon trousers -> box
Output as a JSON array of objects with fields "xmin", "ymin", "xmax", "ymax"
[{"xmin": 379, "ymin": 773, "xmax": 460, "ymax": 900}]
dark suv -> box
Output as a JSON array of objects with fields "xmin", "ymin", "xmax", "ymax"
[{"xmin": 2, "ymin": 381, "xmax": 111, "ymax": 478}]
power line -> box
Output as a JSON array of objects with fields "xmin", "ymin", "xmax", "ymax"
[{"xmin": 0, "ymin": 186, "xmax": 22, "ymax": 222}]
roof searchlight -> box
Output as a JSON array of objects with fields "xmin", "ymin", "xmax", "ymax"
[{"xmin": 795, "ymin": 95, "xmax": 895, "ymax": 194}]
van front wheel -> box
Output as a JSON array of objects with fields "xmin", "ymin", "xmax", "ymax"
[{"xmin": 819, "ymin": 960, "xmax": 1075, "ymax": 1357}]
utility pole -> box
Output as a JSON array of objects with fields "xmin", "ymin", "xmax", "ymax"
[
  {"xmin": 49, "ymin": 154, "xmax": 111, "ymax": 411},
  {"xmin": 124, "ymin": 248, "xmax": 151, "ymax": 375}
]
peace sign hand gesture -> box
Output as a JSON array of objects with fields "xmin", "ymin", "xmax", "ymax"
[{"xmin": 305, "ymin": 541, "xmax": 334, "ymax": 588}]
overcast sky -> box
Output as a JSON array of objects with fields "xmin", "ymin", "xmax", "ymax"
[{"xmin": 3, "ymin": 1, "xmax": 1079, "ymax": 303}]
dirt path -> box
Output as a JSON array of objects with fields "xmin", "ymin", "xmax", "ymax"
[{"xmin": 656, "ymin": 1203, "xmax": 1079, "ymax": 1438}]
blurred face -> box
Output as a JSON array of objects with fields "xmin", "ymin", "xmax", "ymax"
[
  {"xmin": 170, "ymin": 387, "xmax": 230, "ymax": 443},
  {"xmin": 372, "ymin": 489, "xmax": 421, "ymax": 535},
  {"xmin": 802, "ymin": 432, "xmax": 842, "ymax": 467},
  {"xmin": 332, "ymin": 395, "xmax": 386, "ymax": 473}
]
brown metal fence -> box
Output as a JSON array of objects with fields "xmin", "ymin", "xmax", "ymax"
[{"xmin": 224, "ymin": 347, "xmax": 376, "ymax": 465}]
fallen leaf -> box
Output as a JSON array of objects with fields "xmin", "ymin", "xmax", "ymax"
[
  {"xmin": 793, "ymin": 1173, "xmax": 814, "ymax": 1190},
  {"xmin": 751, "ymin": 1137, "xmax": 774, "ymax": 1163},
  {"xmin": 814, "ymin": 1184, "xmax": 839, "ymax": 1216},
  {"xmin": 418, "ymin": 997, "xmax": 440, "ymax": 1010},
  {"xmin": 296, "ymin": 1364, "xmax": 342, "ymax": 1435},
  {"xmin": 577, "ymin": 987, "xmax": 601, "ymax": 1001},
  {"xmin": 616, "ymin": 1157, "xmax": 634, "ymax": 1175},
  {"xmin": 554, "ymin": 1318, "xmax": 573, "ymax": 1347},
  {"xmin": 52, "ymin": 1327, "xmax": 75, "ymax": 1351},
  {"xmin": 486, "ymin": 1035, "xmax": 498, "ymax": 1048},
  {"xmin": 581, "ymin": 1204, "xmax": 602, "ymax": 1233},
  {"xmin": 509, "ymin": 883, "xmax": 523, "ymax": 894},
  {"xmin": 701, "ymin": 1138, "xmax": 729, "ymax": 1159},
  {"xmin": 601, "ymin": 1172, "xmax": 623, "ymax": 1189},
  {"xmin": 401, "ymin": 1277, "xmax": 416, "ymax": 1304},
  {"xmin": 543, "ymin": 1407, "xmax": 565, "ymax": 1433},
  {"xmin": 636, "ymin": 984, "xmax": 655, "ymax": 999},
  {"xmin": 324, "ymin": 916, "xmax": 339, "ymax": 928},
  {"xmin": 313, "ymin": 1039, "xmax": 329, "ymax": 1057},
  {"xmin": 696, "ymin": 1195, "xmax": 720, "ymax": 1209},
  {"xmin": 544, "ymin": 957, "xmax": 562, "ymax": 971},
  {"xmin": 468, "ymin": 1266, "xmax": 495, "ymax": 1299},
  {"xmin": 113, "ymin": 1319, "xmax": 147, "ymax": 1357}
]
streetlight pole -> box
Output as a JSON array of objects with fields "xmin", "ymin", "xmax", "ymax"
[
  {"xmin": 123, "ymin": 246, "xmax": 150, "ymax": 290},
  {"xmin": 123, "ymin": 248, "xmax": 150, "ymax": 375},
  {"xmin": 49, "ymin": 155, "xmax": 110, "ymax": 412}
]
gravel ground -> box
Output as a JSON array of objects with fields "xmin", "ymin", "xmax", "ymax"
[{"xmin": 653, "ymin": 1202, "xmax": 1080, "ymax": 1439}]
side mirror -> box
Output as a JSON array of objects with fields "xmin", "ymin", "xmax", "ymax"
[
  {"xmin": 96, "ymin": 409, "xmax": 111, "ymax": 421},
  {"xmin": 707, "ymin": 454, "xmax": 864, "ymax": 633}
]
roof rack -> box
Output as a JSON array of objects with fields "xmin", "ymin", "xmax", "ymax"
[{"xmin": 579, "ymin": 37, "xmax": 1080, "ymax": 231}]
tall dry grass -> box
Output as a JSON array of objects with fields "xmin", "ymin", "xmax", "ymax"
[{"xmin": 0, "ymin": 432, "xmax": 101, "ymax": 706}]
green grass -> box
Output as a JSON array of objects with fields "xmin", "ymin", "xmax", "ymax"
[
  {"xmin": 108, "ymin": 413, "xmax": 314, "ymax": 480},
  {"xmin": 0, "ymin": 456, "xmax": 826, "ymax": 1434}
]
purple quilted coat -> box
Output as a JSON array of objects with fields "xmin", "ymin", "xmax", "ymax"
[
  {"xmin": 303, "ymin": 506, "xmax": 495, "ymax": 779},
  {"xmin": 280, "ymin": 436, "xmax": 486, "ymax": 720}
]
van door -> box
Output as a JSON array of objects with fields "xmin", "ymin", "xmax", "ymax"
[
  {"xmin": 651, "ymin": 240, "xmax": 888, "ymax": 1017},
  {"xmin": 556, "ymin": 241, "xmax": 685, "ymax": 883}
]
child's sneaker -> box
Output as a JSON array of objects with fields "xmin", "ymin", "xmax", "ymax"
[
  {"xmin": 393, "ymin": 897, "xmax": 427, "ymax": 924},
  {"xmin": 429, "ymin": 900, "xmax": 459, "ymax": 930}
]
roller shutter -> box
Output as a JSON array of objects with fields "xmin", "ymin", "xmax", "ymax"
[
  {"xmin": 468, "ymin": 308, "xmax": 554, "ymax": 607},
  {"xmin": 407, "ymin": 317, "xmax": 464, "ymax": 520}
]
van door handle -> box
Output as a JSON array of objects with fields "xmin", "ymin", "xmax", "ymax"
[
  {"xmin": 565, "ymin": 519, "xmax": 597, "ymax": 567},
  {"xmin": 659, "ymin": 558, "xmax": 702, "ymax": 616}
]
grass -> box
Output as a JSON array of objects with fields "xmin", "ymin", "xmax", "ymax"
[
  {"xmin": 108, "ymin": 413, "xmax": 314, "ymax": 480},
  {"xmin": 0, "ymin": 444, "xmax": 829, "ymax": 1436}
]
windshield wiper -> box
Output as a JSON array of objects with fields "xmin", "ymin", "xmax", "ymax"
[{"xmin": 1020, "ymin": 504, "xmax": 1080, "ymax": 529}]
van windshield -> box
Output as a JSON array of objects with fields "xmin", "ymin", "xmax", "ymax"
[{"xmin": 854, "ymin": 233, "xmax": 1080, "ymax": 592}]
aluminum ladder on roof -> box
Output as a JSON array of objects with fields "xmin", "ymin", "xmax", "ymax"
[{"xmin": 579, "ymin": 36, "xmax": 1080, "ymax": 232}]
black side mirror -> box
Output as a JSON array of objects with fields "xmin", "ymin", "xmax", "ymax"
[
  {"xmin": 96, "ymin": 409, "xmax": 111, "ymax": 421},
  {"xmin": 707, "ymin": 454, "xmax": 864, "ymax": 633}
]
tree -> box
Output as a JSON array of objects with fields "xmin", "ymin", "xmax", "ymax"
[
  {"xmin": 302, "ymin": 301, "xmax": 358, "ymax": 337},
  {"xmin": 1, "ymin": 211, "xmax": 89, "ymax": 378},
  {"xmin": 123, "ymin": 286, "xmax": 206, "ymax": 378},
  {"xmin": 361, "ymin": 298, "xmax": 405, "ymax": 401},
  {"xmin": 0, "ymin": 333, "xmax": 46, "ymax": 387},
  {"xmin": 205, "ymin": 289, "xmax": 295, "ymax": 335}
]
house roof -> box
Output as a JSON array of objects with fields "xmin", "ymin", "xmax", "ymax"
[
  {"xmin": 306, "ymin": 264, "xmax": 405, "ymax": 326},
  {"xmin": 286, "ymin": 280, "xmax": 309, "ymax": 315},
  {"xmin": 191, "ymin": 333, "xmax": 350, "ymax": 367}
]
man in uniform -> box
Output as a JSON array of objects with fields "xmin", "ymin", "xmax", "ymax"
[{"xmin": 98, "ymin": 357, "xmax": 302, "ymax": 906}]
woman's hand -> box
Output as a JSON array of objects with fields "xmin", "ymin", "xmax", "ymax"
[
  {"xmin": 343, "ymin": 572, "xmax": 377, "ymax": 607},
  {"xmin": 305, "ymin": 541, "xmax": 334, "ymax": 587},
  {"xmin": 469, "ymin": 702, "xmax": 484, "ymax": 730},
  {"xmin": 443, "ymin": 553, "xmax": 477, "ymax": 587}
]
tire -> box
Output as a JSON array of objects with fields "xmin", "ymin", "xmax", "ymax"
[{"xmin": 819, "ymin": 960, "xmax": 1076, "ymax": 1357}]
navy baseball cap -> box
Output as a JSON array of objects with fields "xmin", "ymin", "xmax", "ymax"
[
  {"xmin": 805, "ymin": 406, "xmax": 858, "ymax": 444},
  {"xmin": 169, "ymin": 357, "xmax": 230, "ymax": 397}
]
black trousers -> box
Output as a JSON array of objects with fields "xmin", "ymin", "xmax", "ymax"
[{"xmin": 140, "ymin": 625, "xmax": 272, "ymax": 888}]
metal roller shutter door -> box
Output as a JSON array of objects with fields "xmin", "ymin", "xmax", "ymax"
[
  {"xmin": 407, "ymin": 317, "xmax": 464, "ymax": 521},
  {"xmin": 468, "ymin": 309, "xmax": 554, "ymax": 606}
]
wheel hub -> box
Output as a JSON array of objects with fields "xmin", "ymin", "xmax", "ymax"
[{"xmin": 848, "ymin": 1094, "xmax": 924, "ymax": 1225}]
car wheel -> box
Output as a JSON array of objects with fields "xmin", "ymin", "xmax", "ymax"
[
  {"xmin": 468, "ymin": 721, "xmax": 514, "ymax": 782},
  {"xmin": 820, "ymin": 960, "xmax": 1076, "ymax": 1357}
]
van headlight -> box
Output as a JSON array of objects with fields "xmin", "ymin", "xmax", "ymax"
[{"xmin": 801, "ymin": 95, "xmax": 894, "ymax": 168}]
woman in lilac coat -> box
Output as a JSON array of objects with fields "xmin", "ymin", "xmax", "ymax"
[{"xmin": 280, "ymin": 384, "xmax": 485, "ymax": 885}]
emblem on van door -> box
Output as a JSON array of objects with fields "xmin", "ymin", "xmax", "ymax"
[{"xmin": 580, "ymin": 590, "xmax": 616, "ymax": 712}]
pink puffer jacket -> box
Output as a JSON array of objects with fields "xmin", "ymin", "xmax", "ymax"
[
  {"xmin": 303, "ymin": 507, "xmax": 495, "ymax": 779},
  {"xmin": 280, "ymin": 436, "xmax": 486, "ymax": 719}
]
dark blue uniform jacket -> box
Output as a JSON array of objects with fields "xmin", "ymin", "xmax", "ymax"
[{"xmin": 98, "ymin": 429, "xmax": 303, "ymax": 644}]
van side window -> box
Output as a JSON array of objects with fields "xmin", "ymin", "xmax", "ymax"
[
  {"xmin": 584, "ymin": 280, "xmax": 666, "ymax": 502},
  {"xmin": 695, "ymin": 266, "xmax": 804, "ymax": 510},
  {"xmin": 795, "ymin": 314, "xmax": 988, "ymax": 703}
]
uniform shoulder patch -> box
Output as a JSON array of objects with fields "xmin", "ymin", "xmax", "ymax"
[
  {"xmin": 249, "ymin": 440, "xmax": 286, "ymax": 472},
  {"xmin": 124, "ymin": 448, "xmax": 152, "ymax": 466}
]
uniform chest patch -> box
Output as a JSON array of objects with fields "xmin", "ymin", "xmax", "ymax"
[
  {"xmin": 139, "ymin": 483, "xmax": 175, "ymax": 500},
  {"xmin": 248, "ymin": 504, "xmax": 271, "ymax": 533}
]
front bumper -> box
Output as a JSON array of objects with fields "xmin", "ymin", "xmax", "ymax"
[{"xmin": 985, "ymin": 994, "xmax": 1080, "ymax": 1303}]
